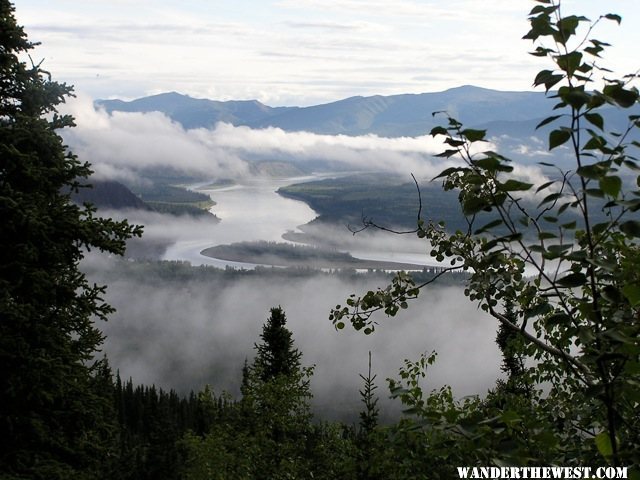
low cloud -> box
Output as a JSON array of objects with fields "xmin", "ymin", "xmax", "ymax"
[
  {"xmin": 60, "ymin": 95, "xmax": 550, "ymax": 188},
  {"xmin": 85, "ymin": 254, "xmax": 501, "ymax": 420},
  {"xmin": 61, "ymin": 94, "xmax": 252, "ymax": 181}
]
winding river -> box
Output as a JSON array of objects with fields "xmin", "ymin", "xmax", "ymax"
[
  {"xmin": 162, "ymin": 176, "xmax": 321, "ymax": 268},
  {"xmin": 161, "ymin": 174, "xmax": 438, "ymax": 270}
]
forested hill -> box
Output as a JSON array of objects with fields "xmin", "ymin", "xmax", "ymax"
[{"xmin": 71, "ymin": 180, "xmax": 150, "ymax": 210}]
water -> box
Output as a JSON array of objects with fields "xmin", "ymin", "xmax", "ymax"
[
  {"xmin": 162, "ymin": 176, "xmax": 319, "ymax": 267},
  {"xmin": 162, "ymin": 173, "xmax": 447, "ymax": 270}
]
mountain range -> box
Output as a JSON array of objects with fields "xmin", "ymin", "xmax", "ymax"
[
  {"xmin": 97, "ymin": 86, "xmax": 638, "ymax": 168},
  {"xmin": 97, "ymin": 85, "xmax": 561, "ymax": 137}
]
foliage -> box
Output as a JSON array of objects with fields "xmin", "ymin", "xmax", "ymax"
[
  {"xmin": 279, "ymin": 173, "xmax": 465, "ymax": 231},
  {"xmin": 0, "ymin": 2, "xmax": 141, "ymax": 478},
  {"xmin": 238, "ymin": 307, "xmax": 316, "ymax": 476},
  {"xmin": 180, "ymin": 307, "xmax": 358, "ymax": 479},
  {"xmin": 331, "ymin": 0, "xmax": 640, "ymax": 468}
]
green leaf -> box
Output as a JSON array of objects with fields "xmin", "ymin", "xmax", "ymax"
[
  {"xmin": 595, "ymin": 432, "xmax": 613, "ymax": 459},
  {"xmin": 604, "ymin": 13, "xmax": 622, "ymax": 24},
  {"xmin": 538, "ymin": 231, "xmax": 557, "ymax": 240},
  {"xmin": 444, "ymin": 138, "xmax": 465, "ymax": 147},
  {"xmin": 620, "ymin": 220, "xmax": 640, "ymax": 237},
  {"xmin": 603, "ymin": 329, "xmax": 635, "ymax": 344},
  {"xmin": 557, "ymin": 272, "xmax": 587, "ymax": 288},
  {"xmin": 473, "ymin": 156, "xmax": 513, "ymax": 173},
  {"xmin": 599, "ymin": 175, "xmax": 622, "ymax": 197},
  {"xmin": 577, "ymin": 163, "xmax": 605, "ymax": 179},
  {"xmin": 500, "ymin": 410, "xmax": 522, "ymax": 425},
  {"xmin": 556, "ymin": 16, "xmax": 583, "ymax": 40},
  {"xmin": 534, "ymin": 70, "xmax": 564, "ymax": 91},
  {"xmin": 500, "ymin": 179, "xmax": 533, "ymax": 192},
  {"xmin": 461, "ymin": 129, "xmax": 486, "ymax": 142},
  {"xmin": 536, "ymin": 180, "xmax": 555, "ymax": 192},
  {"xmin": 586, "ymin": 188, "xmax": 605, "ymax": 198},
  {"xmin": 546, "ymin": 312, "xmax": 572, "ymax": 326},
  {"xmin": 474, "ymin": 219, "xmax": 503, "ymax": 234},
  {"xmin": 623, "ymin": 284, "xmax": 640, "ymax": 307},
  {"xmin": 434, "ymin": 149, "xmax": 460, "ymax": 158},
  {"xmin": 430, "ymin": 126, "xmax": 448, "ymax": 136},
  {"xmin": 584, "ymin": 112, "xmax": 604, "ymax": 130},
  {"xmin": 538, "ymin": 192, "xmax": 562, "ymax": 207},
  {"xmin": 559, "ymin": 87, "xmax": 589, "ymax": 109},
  {"xmin": 462, "ymin": 196, "xmax": 490, "ymax": 215},
  {"xmin": 529, "ymin": 46, "xmax": 554, "ymax": 57},
  {"xmin": 433, "ymin": 166, "xmax": 463, "ymax": 180},
  {"xmin": 584, "ymin": 45, "xmax": 603, "ymax": 57},
  {"xmin": 583, "ymin": 136, "xmax": 605, "ymax": 150},
  {"xmin": 549, "ymin": 129, "xmax": 572, "ymax": 149},
  {"xmin": 536, "ymin": 115, "xmax": 563, "ymax": 129},
  {"xmin": 603, "ymin": 84, "xmax": 639, "ymax": 108},
  {"xmin": 555, "ymin": 51, "xmax": 582, "ymax": 76},
  {"xmin": 525, "ymin": 302, "xmax": 552, "ymax": 320},
  {"xmin": 529, "ymin": 3, "xmax": 555, "ymax": 15}
]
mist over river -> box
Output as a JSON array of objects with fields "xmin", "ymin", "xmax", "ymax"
[
  {"xmin": 84, "ymin": 173, "xmax": 502, "ymax": 418},
  {"xmin": 162, "ymin": 176, "xmax": 319, "ymax": 267},
  {"xmin": 162, "ymin": 174, "xmax": 439, "ymax": 270}
]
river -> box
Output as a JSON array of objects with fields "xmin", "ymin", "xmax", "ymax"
[
  {"xmin": 162, "ymin": 175, "xmax": 321, "ymax": 268},
  {"xmin": 161, "ymin": 174, "xmax": 439, "ymax": 269}
]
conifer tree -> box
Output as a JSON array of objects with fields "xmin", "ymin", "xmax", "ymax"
[
  {"xmin": 241, "ymin": 307, "xmax": 314, "ymax": 476},
  {"xmin": 0, "ymin": 2, "xmax": 141, "ymax": 478},
  {"xmin": 253, "ymin": 306, "xmax": 303, "ymax": 381}
]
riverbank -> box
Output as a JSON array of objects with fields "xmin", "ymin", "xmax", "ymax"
[{"xmin": 201, "ymin": 241, "xmax": 427, "ymax": 270}]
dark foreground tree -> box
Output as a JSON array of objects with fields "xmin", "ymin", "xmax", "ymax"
[
  {"xmin": 240, "ymin": 306, "xmax": 314, "ymax": 476},
  {"xmin": 252, "ymin": 306, "xmax": 303, "ymax": 382},
  {"xmin": 0, "ymin": 2, "xmax": 141, "ymax": 478}
]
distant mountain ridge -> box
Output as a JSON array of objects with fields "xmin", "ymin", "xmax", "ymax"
[
  {"xmin": 97, "ymin": 91, "xmax": 297, "ymax": 130},
  {"xmin": 96, "ymin": 85, "xmax": 635, "ymax": 140},
  {"xmin": 97, "ymin": 86, "xmax": 552, "ymax": 136}
]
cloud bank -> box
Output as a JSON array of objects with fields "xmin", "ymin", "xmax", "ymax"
[
  {"xmin": 86, "ymin": 255, "xmax": 501, "ymax": 420},
  {"xmin": 60, "ymin": 95, "xmax": 550, "ymax": 189}
]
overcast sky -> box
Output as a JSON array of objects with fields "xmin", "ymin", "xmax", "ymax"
[{"xmin": 14, "ymin": 0, "xmax": 640, "ymax": 106}]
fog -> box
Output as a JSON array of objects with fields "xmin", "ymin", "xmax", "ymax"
[
  {"xmin": 60, "ymin": 95, "xmax": 549, "ymax": 187},
  {"xmin": 61, "ymin": 93, "xmax": 525, "ymax": 420},
  {"xmin": 85, "ymin": 254, "xmax": 501, "ymax": 420}
]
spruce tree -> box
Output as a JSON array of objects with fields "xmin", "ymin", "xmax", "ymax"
[
  {"xmin": 0, "ymin": 2, "xmax": 141, "ymax": 478},
  {"xmin": 242, "ymin": 307, "xmax": 314, "ymax": 477},
  {"xmin": 253, "ymin": 306, "xmax": 302, "ymax": 381}
]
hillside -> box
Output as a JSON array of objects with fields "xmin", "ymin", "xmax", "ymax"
[{"xmin": 71, "ymin": 180, "xmax": 150, "ymax": 210}]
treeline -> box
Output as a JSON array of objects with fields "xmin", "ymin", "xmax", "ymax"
[
  {"xmin": 83, "ymin": 307, "xmax": 392, "ymax": 479},
  {"xmin": 77, "ymin": 302, "xmax": 569, "ymax": 479},
  {"xmin": 93, "ymin": 257, "xmax": 469, "ymax": 288}
]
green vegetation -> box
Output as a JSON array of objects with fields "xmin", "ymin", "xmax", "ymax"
[
  {"xmin": 133, "ymin": 183, "xmax": 212, "ymax": 205},
  {"xmin": 279, "ymin": 173, "xmax": 469, "ymax": 232},
  {"xmin": 179, "ymin": 306, "xmax": 356, "ymax": 479},
  {"xmin": 146, "ymin": 200, "xmax": 217, "ymax": 218},
  {"xmin": 201, "ymin": 240, "xmax": 427, "ymax": 270},
  {"xmin": 0, "ymin": 3, "xmax": 142, "ymax": 477},
  {"xmin": 3, "ymin": 1, "xmax": 640, "ymax": 478},
  {"xmin": 332, "ymin": 0, "xmax": 640, "ymax": 469},
  {"xmin": 129, "ymin": 182, "xmax": 218, "ymax": 218}
]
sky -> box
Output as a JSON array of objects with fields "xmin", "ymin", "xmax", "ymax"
[{"xmin": 13, "ymin": 0, "xmax": 640, "ymax": 106}]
